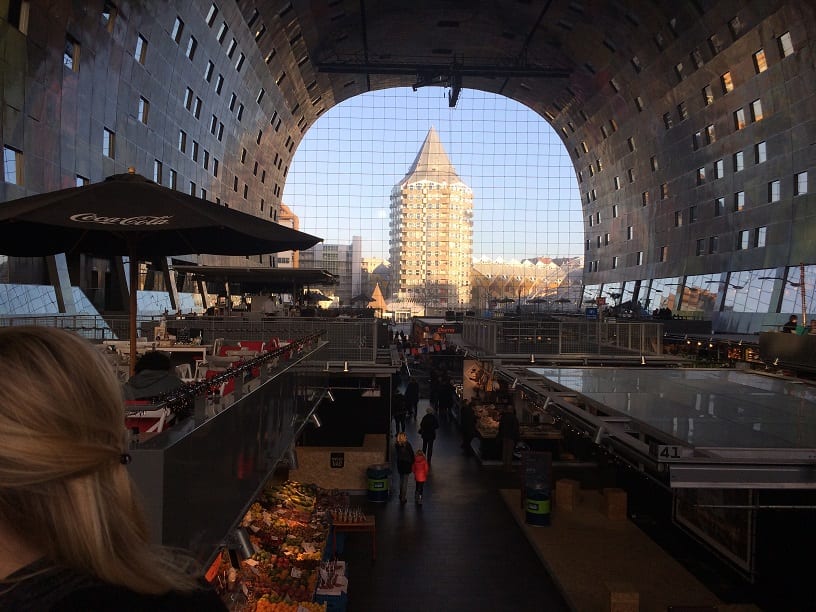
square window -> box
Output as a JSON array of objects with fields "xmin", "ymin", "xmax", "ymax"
[
  {"xmin": 714, "ymin": 197, "xmax": 725, "ymax": 216},
  {"xmin": 3, "ymin": 146, "xmax": 23, "ymax": 185},
  {"xmin": 755, "ymin": 141, "xmax": 767, "ymax": 163},
  {"xmin": 753, "ymin": 49, "xmax": 767, "ymax": 73},
  {"xmin": 750, "ymin": 99, "xmax": 763, "ymax": 122},
  {"xmin": 135, "ymin": 34, "xmax": 148, "ymax": 64},
  {"xmin": 721, "ymin": 71, "xmax": 734, "ymax": 93},
  {"xmin": 102, "ymin": 128, "xmax": 115, "ymax": 158},
  {"xmin": 768, "ymin": 179, "xmax": 781, "ymax": 203},
  {"xmin": 702, "ymin": 85, "xmax": 714, "ymax": 106},
  {"xmin": 171, "ymin": 17, "xmax": 184, "ymax": 43},
  {"xmin": 185, "ymin": 36, "xmax": 197, "ymax": 60},
  {"xmin": 778, "ymin": 32, "xmax": 794, "ymax": 58},
  {"xmin": 755, "ymin": 226, "xmax": 767, "ymax": 248},
  {"xmin": 137, "ymin": 96, "xmax": 149, "ymax": 124},
  {"xmin": 734, "ymin": 151, "xmax": 745, "ymax": 172},
  {"xmin": 733, "ymin": 108, "xmax": 746, "ymax": 130},
  {"xmin": 795, "ymin": 171, "xmax": 808, "ymax": 196}
]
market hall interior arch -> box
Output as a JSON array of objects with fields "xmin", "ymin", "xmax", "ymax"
[{"xmin": 1, "ymin": 0, "xmax": 815, "ymax": 333}]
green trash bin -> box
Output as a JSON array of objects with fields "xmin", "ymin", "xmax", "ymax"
[
  {"xmin": 525, "ymin": 485, "xmax": 551, "ymax": 526},
  {"xmin": 367, "ymin": 464, "xmax": 391, "ymax": 502}
]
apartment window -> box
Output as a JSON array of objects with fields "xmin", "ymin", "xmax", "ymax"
[
  {"xmin": 591, "ymin": 189, "xmax": 597, "ymax": 202},
  {"xmin": 609, "ymin": 119, "xmax": 618, "ymax": 132},
  {"xmin": 661, "ymin": 183, "xmax": 669, "ymax": 199},
  {"xmin": 733, "ymin": 108, "xmax": 747, "ymax": 130},
  {"xmin": 614, "ymin": 176, "xmax": 621, "ymax": 190},
  {"xmin": 795, "ymin": 171, "xmax": 808, "ymax": 196},
  {"xmin": 627, "ymin": 137, "xmax": 635, "ymax": 152},
  {"xmin": 755, "ymin": 141, "xmax": 767, "ymax": 164},
  {"xmin": 178, "ymin": 130, "xmax": 186, "ymax": 153},
  {"xmin": 642, "ymin": 191, "xmax": 650, "ymax": 206},
  {"xmin": 596, "ymin": 235, "xmax": 602, "ymax": 248},
  {"xmin": 734, "ymin": 191, "xmax": 745, "ymax": 212},
  {"xmin": 171, "ymin": 17, "xmax": 184, "ymax": 43},
  {"xmin": 76, "ymin": 175, "xmax": 88, "ymax": 186},
  {"xmin": 659, "ymin": 246, "xmax": 667, "ymax": 262},
  {"xmin": 596, "ymin": 159, "xmax": 603, "ymax": 172},
  {"xmin": 750, "ymin": 99, "xmax": 763, "ymax": 122},
  {"xmin": 216, "ymin": 21, "xmax": 228, "ymax": 43},
  {"xmin": 226, "ymin": 38, "xmax": 237, "ymax": 58},
  {"xmin": 233, "ymin": 176, "xmax": 238, "ymax": 191},
  {"xmin": 228, "ymin": 93, "xmax": 237, "ymax": 111},
  {"xmin": 243, "ymin": 184, "xmax": 248, "ymax": 199},
  {"xmin": 709, "ymin": 236, "xmax": 718, "ymax": 254},
  {"xmin": 135, "ymin": 34, "xmax": 148, "ymax": 64},
  {"xmin": 215, "ymin": 74, "xmax": 224, "ymax": 95},
  {"xmin": 651, "ymin": 156, "xmax": 658, "ymax": 171},
  {"xmin": 3, "ymin": 146, "xmax": 23, "ymax": 185},
  {"xmin": 768, "ymin": 180, "xmax": 781, "ymax": 203},
  {"xmin": 634, "ymin": 96, "xmax": 644, "ymax": 111},
  {"xmin": 588, "ymin": 165, "xmax": 595, "ymax": 177},
  {"xmin": 612, "ymin": 256, "xmax": 619, "ymax": 269},
  {"xmin": 184, "ymin": 87, "xmax": 193, "ymax": 110},
  {"xmin": 217, "ymin": 123, "xmax": 224, "ymax": 141},
  {"xmin": 257, "ymin": 88, "xmax": 265, "ymax": 104},
  {"xmin": 604, "ymin": 233, "xmax": 610, "ymax": 246},
  {"xmin": 705, "ymin": 124, "xmax": 716, "ymax": 144},
  {"xmin": 585, "ymin": 239, "xmax": 590, "ymax": 251},
  {"xmin": 240, "ymin": 148, "xmax": 247, "ymax": 164},
  {"xmin": 689, "ymin": 206, "xmax": 698, "ymax": 223},
  {"xmin": 256, "ymin": 130, "xmax": 263, "ymax": 145},
  {"xmin": 697, "ymin": 167, "xmax": 706, "ymax": 185},
  {"xmin": 185, "ymin": 36, "xmax": 197, "ymax": 60},
  {"xmin": 714, "ymin": 197, "xmax": 725, "ymax": 216},
  {"xmin": 702, "ymin": 85, "xmax": 714, "ymax": 106},
  {"xmin": 691, "ymin": 48, "xmax": 704, "ymax": 69},
  {"xmin": 628, "ymin": 168, "xmax": 635, "ymax": 183},
  {"xmin": 237, "ymin": 104, "xmax": 244, "ymax": 121},
  {"xmin": 580, "ymin": 141, "xmax": 588, "ymax": 154},
  {"xmin": 778, "ymin": 32, "xmax": 794, "ymax": 58},
  {"xmin": 193, "ymin": 97, "xmax": 202, "ymax": 119},
  {"xmin": 203, "ymin": 150, "xmax": 209, "ymax": 170},
  {"xmin": 728, "ymin": 16, "xmax": 743, "ymax": 39},
  {"xmin": 213, "ymin": 158, "xmax": 219, "ymax": 177},
  {"xmin": 601, "ymin": 125, "xmax": 609, "ymax": 139},
  {"xmin": 714, "ymin": 159, "xmax": 724, "ymax": 179},
  {"xmin": 734, "ymin": 151, "xmax": 745, "ymax": 172},
  {"xmin": 755, "ymin": 226, "xmax": 767, "ymax": 248},
  {"xmin": 588, "ymin": 215, "xmax": 593, "ymax": 228},
  {"xmin": 191, "ymin": 141, "xmax": 199, "ymax": 162},
  {"xmin": 205, "ymin": 3, "xmax": 218, "ymax": 26},
  {"xmin": 677, "ymin": 101, "xmax": 688, "ymax": 120},
  {"xmin": 674, "ymin": 62, "xmax": 685, "ymax": 82},
  {"xmin": 721, "ymin": 71, "xmax": 734, "ymax": 93},
  {"xmin": 693, "ymin": 131, "xmax": 704, "ymax": 150},
  {"xmin": 137, "ymin": 96, "xmax": 149, "ymax": 124},
  {"xmin": 708, "ymin": 34, "xmax": 723, "ymax": 55},
  {"xmin": 102, "ymin": 128, "xmax": 115, "ymax": 158},
  {"xmin": 63, "ymin": 35, "xmax": 80, "ymax": 72},
  {"xmin": 153, "ymin": 159, "xmax": 162, "ymax": 184},
  {"xmin": 209, "ymin": 115, "xmax": 218, "ymax": 134},
  {"xmin": 737, "ymin": 230, "xmax": 750, "ymax": 250},
  {"xmin": 255, "ymin": 25, "xmax": 267, "ymax": 42},
  {"xmin": 595, "ymin": 212, "xmax": 601, "ymax": 224},
  {"xmin": 201, "ymin": 188, "xmax": 207, "ymax": 200},
  {"xmin": 189, "ymin": 181, "xmax": 196, "ymax": 195},
  {"xmin": 674, "ymin": 211, "xmax": 682, "ymax": 227},
  {"xmin": 169, "ymin": 169, "xmax": 177, "ymax": 189},
  {"xmin": 612, "ymin": 204, "xmax": 619, "ymax": 218},
  {"xmin": 235, "ymin": 53, "xmax": 245, "ymax": 72},
  {"xmin": 753, "ymin": 49, "xmax": 768, "ymax": 73},
  {"xmin": 205, "ymin": 60, "xmax": 214, "ymax": 82},
  {"xmin": 636, "ymin": 252, "xmax": 643, "ymax": 265},
  {"xmin": 627, "ymin": 226, "xmax": 633, "ymax": 240},
  {"xmin": 696, "ymin": 239, "xmax": 705, "ymax": 256}
]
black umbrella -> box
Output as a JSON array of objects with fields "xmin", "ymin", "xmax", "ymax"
[{"xmin": 0, "ymin": 169, "xmax": 322, "ymax": 369}]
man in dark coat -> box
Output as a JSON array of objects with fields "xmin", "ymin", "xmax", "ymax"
[
  {"xmin": 404, "ymin": 377, "xmax": 420, "ymax": 420},
  {"xmin": 419, "ymin": 407, "xmax": 440, "ymax": 464}
]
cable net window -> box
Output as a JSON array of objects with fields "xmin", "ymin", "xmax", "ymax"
[{"xmin": 284, "ymin": 88, "xmax": 583, "ymax": 312}]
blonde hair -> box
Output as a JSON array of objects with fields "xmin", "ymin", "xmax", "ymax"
[
  {"xmin": 396, "ymin": 432, "xmax": 408, "ymax": 444},
  {"xmin": 0, "ymin": 327, "xmax": 199, "ymax": 594}
]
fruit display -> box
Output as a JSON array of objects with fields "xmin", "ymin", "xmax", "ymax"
[
  {"xmin": 214, "ymin": 480, "xmax": 349, "ymax": 611},
  {"xmin": 473, "ymin": 404, "xmax": 501, "ymax": 437}
]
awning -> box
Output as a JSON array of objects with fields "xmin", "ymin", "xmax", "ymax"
[{"xmin": 172, "ymin": 265, "xmax": 337, "ymax": 292}]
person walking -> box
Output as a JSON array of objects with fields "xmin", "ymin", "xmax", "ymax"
[
  {"xmin": 394, "ymin": 432, "xmax": 415, "ymax": 504},
  {"xmin": 437, "ymin": 376, "xmax": 455, "ymax": 421},
  {"xmin": 392, "ymin": 391, "xmax": 408, "ymax": 433},
  {"xmin": 418, "ymin": 407, "xmax": 440, "ymax": 464},
  {"xmin": 412, "ymin": 450, "xmax": 429, "ymax": 505},
  {"xmin": 404, "ymin": 377, "xmax": 420, "ymax": 420},
  {"xmin": 498, "ymin": 407, "xmax": 520, "ymax": 471}
]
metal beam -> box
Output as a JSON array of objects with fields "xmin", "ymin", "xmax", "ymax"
[{"xmin": 316, "ymin": 61, "xmax": 570, "ymax": 79}]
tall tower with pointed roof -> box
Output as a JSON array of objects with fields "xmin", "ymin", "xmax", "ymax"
[{"xmin": 389, "ymin": 127, "xmax": 474, "ymax": 312}]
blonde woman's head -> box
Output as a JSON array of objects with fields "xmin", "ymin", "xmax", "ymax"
[
  {"xmin": 0, "ymin": 327, "xmax": 198, "ymax": 594},
  {"xmin": 396, "ymin": 431, "xmax": 408, "ymax": 444}
]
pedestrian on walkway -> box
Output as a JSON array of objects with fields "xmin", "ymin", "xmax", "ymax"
[
  {"xmin": 498, "ymin": 407, "xmax": 520, "ymax": 471},
  {"xmin": 459, "ymin": 399, "xmax": 476, "ymax": 456},
  {"xmin": 392, "ymin": 391, "xmax": 408, "ymax": 433},
  {"xmin": 437, "ymin": 376, "xmax": 455, "ymax": 421},
  {"xmin": 404, "ymin": 376, "xmax": 420, "ymax": 420},
  {"xmin": 412, "ymin": 450, "xmax": 429, "ymax": 505},
  {"xmin": 394, "ymin": 432, "xmax": 415, "ymax": 504},
  {"xmin": 418, "ymin": 407, "xmax": 439, "ymax": 464}
]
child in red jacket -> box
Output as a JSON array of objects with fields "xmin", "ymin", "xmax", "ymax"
[{"xmin": 412, "ymin": 450, "xmax": 429, "ymax": 505}]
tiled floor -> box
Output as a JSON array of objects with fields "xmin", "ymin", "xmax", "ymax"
[{"xmin": 341, "ymin": 402, "xmax": 570, "ymax": 612}]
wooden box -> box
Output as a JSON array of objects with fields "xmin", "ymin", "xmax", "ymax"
[
  {"xmin": 602, "ymin": 487, "xmax": 628, "ymax": 521},
  {"xmin": 605, "ymin": 581, "xmax": 639, "ymax": 612},
  {"xmin": 555, "ymin": 478, "xmax": 581, "ymax": 511}
]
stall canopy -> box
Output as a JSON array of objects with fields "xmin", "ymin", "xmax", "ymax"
[{"xmin": 172, "ymin": 265, "xmax": 337, "ymax": 294}]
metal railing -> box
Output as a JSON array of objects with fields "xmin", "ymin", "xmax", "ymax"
[
  {"xmin": 0, "ymin": 314, "xmax": 162, "ymax": 341},
  {"xmin": 462, "ymin": 317, "xmax": 663, "ymax": 357}
]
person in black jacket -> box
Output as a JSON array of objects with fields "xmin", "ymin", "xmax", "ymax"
[
  {"xmin": 418, "ymin": 407, "xmax": 440, "ymax": 464},
  {"xmin": 123, "ymin": 350, "xmax": 183, "ymax": 400},
  {"xmin": 0, "ymin": 327, "xmax": 225, "ymax": 611},
  {"xmin": 498, "ymin": 407, "xmax": 520, "ymax": 471},
  {"xmin": 404, "ymin": 377, "xmax": 420, "ymax": 420},
  {"xmin": 394, "ymin": 432, "xmax": 415, "ymax": 503}
]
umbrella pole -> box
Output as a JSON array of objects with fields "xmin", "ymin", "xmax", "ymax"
[{"xmin": 129, "ymin": 250, "xmax": 138, "ymax": 377}]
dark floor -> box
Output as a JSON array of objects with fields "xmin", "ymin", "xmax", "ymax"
[{"xmin": 340, "ymin": 407, "xmax": 570, "ymax": 612}]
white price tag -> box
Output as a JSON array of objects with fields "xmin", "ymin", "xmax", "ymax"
[{"xmin": 290, "ymin": 567, "xmax": 302, "ymax": 579}]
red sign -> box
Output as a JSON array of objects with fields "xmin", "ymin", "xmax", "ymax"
[
  {"xmin": 596, "ymin": 297, "xmax": 606, "ymax": 306},
  {"xmin": 436, "ymin": 326, "xmax": 456, "ymax": 334}
]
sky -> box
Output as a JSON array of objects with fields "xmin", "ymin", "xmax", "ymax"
[{"xmin": 282, "ymin": 87, "xmax": 584, "ymax": 262}]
